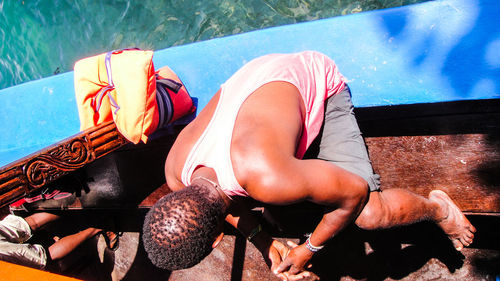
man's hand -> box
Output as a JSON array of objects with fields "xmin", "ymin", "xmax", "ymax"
[
  {"xmin": 253, "ymin": 237, "xmax": 312, "ymax": 281},
  {"xmin": 274, "ymin": 241, "xmax": 317, "ymax": 281},
  {"xmin": 262, "ymin": 239, "xmax": 290, "ymax": 279},
  {"xmin": 224, "ymin": 200, "xmax": 318, "ymax": 280},
  {"xmin": 251, "ymin": 235, "xmax": 289, "ymax": 280}
]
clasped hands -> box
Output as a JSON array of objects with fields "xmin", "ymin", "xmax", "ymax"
[{"xmin": 263, "ymin": 239, "xmax": 318, "ymax": 281}]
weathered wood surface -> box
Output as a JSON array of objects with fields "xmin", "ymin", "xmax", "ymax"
[
  {"xmin": 356, "ymin": 98, "xmax": 500, "ymax": 215},
  {"xmin": 367, "ymin": 134, "xmax": 499, "ymax": 213},
  {"xmin": 0, "ymin": 121, "xmax": 128, "ymax": 208},
  {"xmin": 138, "ymin": 136, "xmax": 500, "ymax": 215}
]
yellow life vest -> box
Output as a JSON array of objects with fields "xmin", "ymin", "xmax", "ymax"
[{"xmin": 74, "ymin": 49, "xmax": 195, "ymax": 144}]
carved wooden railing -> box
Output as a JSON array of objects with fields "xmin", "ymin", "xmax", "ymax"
[{"xmin": 0, "ymin": 121, "xmax": 128, "ymax": 208}]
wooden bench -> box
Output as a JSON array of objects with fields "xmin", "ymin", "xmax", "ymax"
[
  {"xmin": 139, "ymin": 98, "xmax": 500, "ymax": 215},
  {"xmin": 359, "ymin": 98, "xmax": 500, "ymax": 215},
  {"xmin": 1, "ymin": 98, "xmax": 499, "ymax": 215}
]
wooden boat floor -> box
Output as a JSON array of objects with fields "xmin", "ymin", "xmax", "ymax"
[
  {"xmin": 1, "ymin": 205, "xmax": 498, "ymax": 281},
  {"xmin": 1, "ymin": 98, "xmax": 499, "ymax": 280}
]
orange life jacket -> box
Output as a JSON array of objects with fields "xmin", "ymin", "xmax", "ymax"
[{"xmin": 74, "ymin": 49, "xmax": 195, "ymax": 144}]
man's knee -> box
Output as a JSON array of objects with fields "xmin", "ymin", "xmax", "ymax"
[
  {"xmin": 344, "ymin": 172, "xmax": 370, "ymax": 204},
  {"xmin": 355, "ymin": 191, "xmax": 388, "ymax": 230}
]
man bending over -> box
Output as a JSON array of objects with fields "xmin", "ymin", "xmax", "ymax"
[{"xmin": 142, "ymin": 51, "xmax": 475, "ymax": 280}]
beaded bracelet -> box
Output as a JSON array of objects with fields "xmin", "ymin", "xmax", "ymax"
[
  {"xmin": 247, "ymin": 224, "xmax": 262, "ymax": 241},
  {"xmin": 305, "ymin": 236, "xmax": 324, "ymax": 252}
]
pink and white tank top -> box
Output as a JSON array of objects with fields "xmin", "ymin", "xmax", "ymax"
[{"xmin": 181, "ymin": 51, "xmax": 346, "ymax": 197}]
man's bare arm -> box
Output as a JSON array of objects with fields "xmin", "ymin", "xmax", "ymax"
[{"xmin": 246, "ymin": 158, "xmax": 369, "ymax": 278}]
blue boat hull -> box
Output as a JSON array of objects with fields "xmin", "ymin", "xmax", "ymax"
[{"xmin": 0, "ymin": 0, "xmax": 498, "ymax": 167}]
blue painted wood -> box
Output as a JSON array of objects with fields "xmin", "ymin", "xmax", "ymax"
[
  {"xmin": 154, "ymin": 0, "xmax": 499, "ymax": 110},
  {"xmin": 0, "ymin": 0, "xmax": 498, "ymax": 167}
]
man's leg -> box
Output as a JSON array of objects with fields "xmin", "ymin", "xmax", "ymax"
[
  {"xmin": 356, "ymin": 189, "xmax": 476, "ymax": 250},
  {"xmin": 48, "ymin": 227, "xmax": 101, "ymax": 260},
  {"xmin": 24, "ymin": 212, "xmax": 60, "ymax": 233},
  {"xmin": 317, "ymin": 85, "xmax": 475, "ymax": 251}
]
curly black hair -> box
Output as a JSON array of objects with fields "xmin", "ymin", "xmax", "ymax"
[{"xmin": 142, "ymin": 184, "xmax": 226, "ymax": 270}]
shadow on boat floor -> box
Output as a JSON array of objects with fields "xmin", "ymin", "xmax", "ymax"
[{"xmin": 2, "ymin": 206, "xmax": 497, "ymax": 281}]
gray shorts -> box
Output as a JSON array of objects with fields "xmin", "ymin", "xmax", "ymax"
[{"xmin": 317, "ymin": 85, "xmax": 380, "ymax": 191}]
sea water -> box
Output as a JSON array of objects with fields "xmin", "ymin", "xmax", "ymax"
[{"xmin": 0, "ymin": 0, "xmax": 427, "ymax": 90}]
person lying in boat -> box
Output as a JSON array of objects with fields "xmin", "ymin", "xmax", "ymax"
[
  {"xmin": 142, "ymin": 51, "xmax": 476, "ymax": 280},
  {"xmin": 0, "ymin": 212, "xmax": 119, "ymax": 270}
]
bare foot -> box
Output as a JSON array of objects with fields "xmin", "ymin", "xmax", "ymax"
[{"xmin": 429, "ymin": 190, "xmax": 476, "ymax": 251}]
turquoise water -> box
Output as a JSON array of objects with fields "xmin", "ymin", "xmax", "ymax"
[{"xmin": 0, "ymin": 0, "xmax": 427, "ymax": 90}]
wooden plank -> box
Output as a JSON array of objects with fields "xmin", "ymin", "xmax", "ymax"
[
  {"xmin": 138, "ymin": 98, "xmax": 500, "ymax": 214},
  {"xmin": 3, "ymin": 98, "xmax": 499, "ymax": 215},
  {"xmin": 354, "ymin": 98, "xmax": 500, "ymax": 214},
  {"xmin": 138, "ymin": 132, "xmax": 500, "ymax": 214},
  {"xmin": 367, "ymin": 134, "xmax": 500, "ymax": 213}
]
